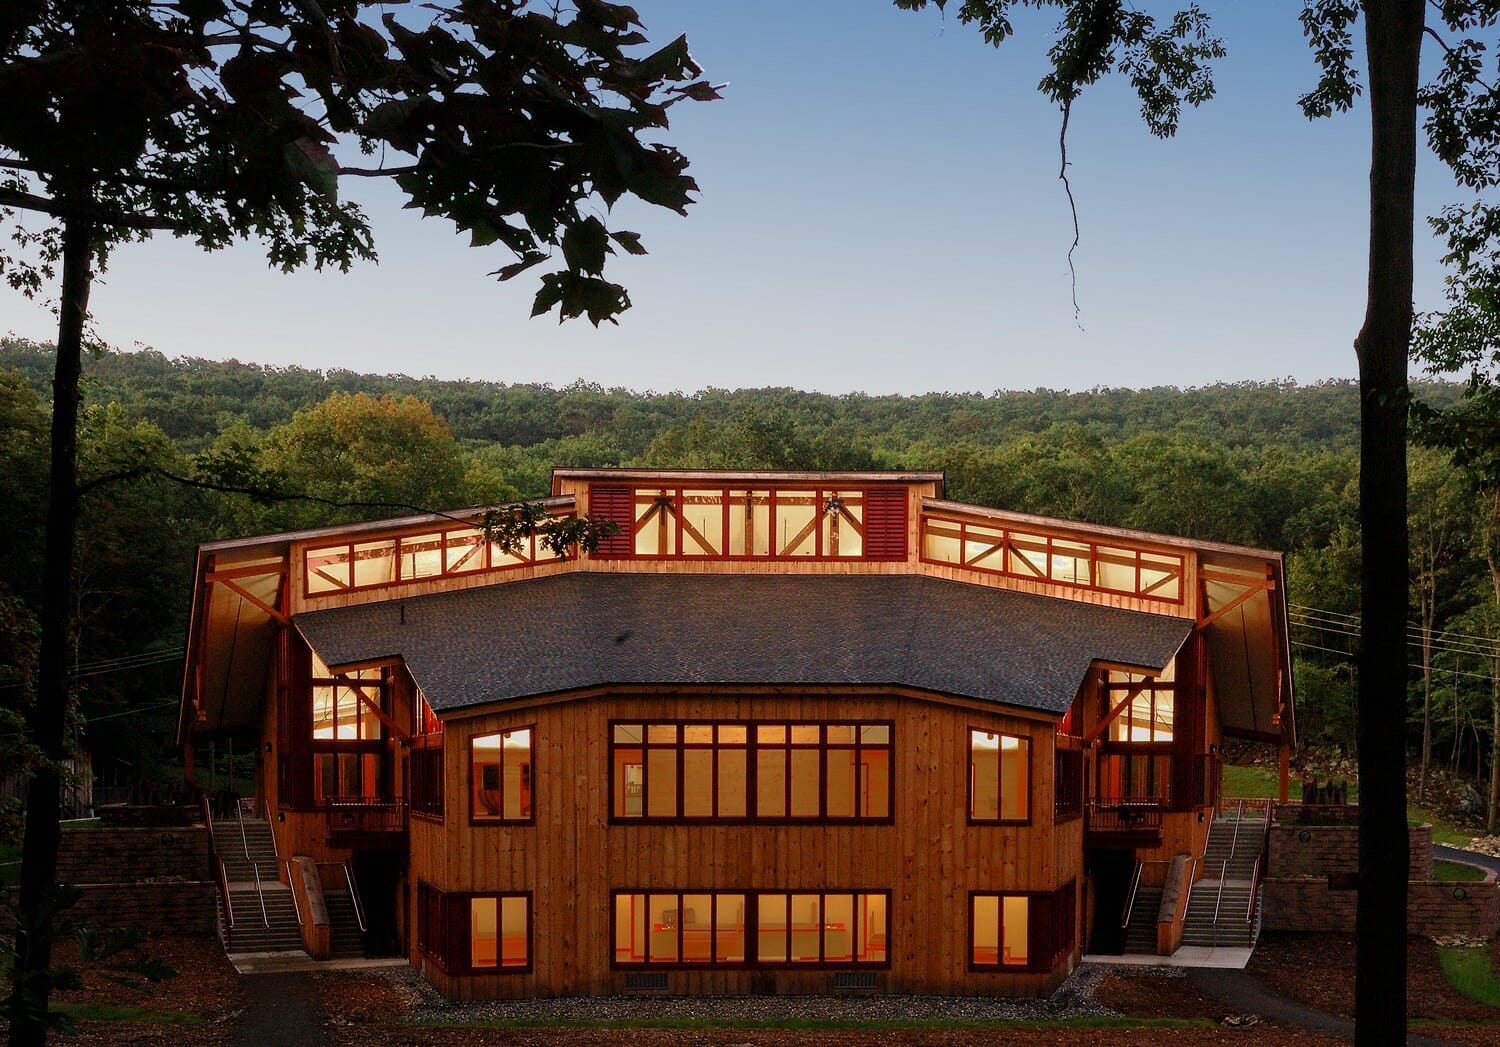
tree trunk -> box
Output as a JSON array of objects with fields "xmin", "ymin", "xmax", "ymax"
[
  {"xmin": 1419, "ymin": 578, "xmax": 1433, "ymax": 803},
  {"xmin": 6, "ymin": 213, "xmax": 93, "ymax": 1047},
  {"xmin": 1355, "ymin": 2, "xmax": 1422, "ymax": 1042},
  {"xmin": 1487, "ymin": 511, "xmax": 1499, "ymax": 834}
]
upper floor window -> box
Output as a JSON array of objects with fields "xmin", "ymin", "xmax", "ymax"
[
  {"xmin": 311, "ymin": 665, "xmax": 384, "ymax": 741},
  {"xmin": 921, "ymin": 515, "xmax": 1184, "ymax": 604},
  {"xmin": 610, "ymin": 721, "xmax": 892, "ymax": 822},
  {"xmin": 1105, "ymin": 667, "xmax": 1175, "ymax": 743},
  {"xmin": 590, "ymin": 485, "xmax": 908, "ymax": 561},
  {"xmin": 968, "ymin": 729, "xmax": 1030, "ymax": 823},
  {"xmin": 304, "ymin": 517, "xmax": 568, "ymax": 597},
  {"xmin": 471, "ymin": 727, "xmax": 533, "ymax": 823}
]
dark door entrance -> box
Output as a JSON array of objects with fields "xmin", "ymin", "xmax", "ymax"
[
  {"xmin": 353, "ymin": 850, "xmax": 403, "ymax": 956},
  {"xmin": 1087, "ymin": 848, "xmax": 1134, "ymax": 955}
]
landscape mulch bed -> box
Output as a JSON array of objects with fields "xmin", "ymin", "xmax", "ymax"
[{"xmin": 13, "ymin": 933, "xmax": 1500, "ymax": 1045}]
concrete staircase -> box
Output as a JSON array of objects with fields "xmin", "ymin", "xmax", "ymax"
[
  {"xmin": 323, "ymin": 877, "xmax": 366, "ymax": 960},
  {"xmin": 212, "ymin": 813, "xmax": 306, "ymax": 954},
  {"xmin": 1181, "ymin": 814, "xmax": 1265, "ymax": 949},
  {"xmin": 1122, "ymin": 884, "xmax": 1163, "ymax": 954}
]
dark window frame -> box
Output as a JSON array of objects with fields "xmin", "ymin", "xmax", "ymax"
[
  {"xmin": 610, "ymin": 888, "xmax": 892, "ymax": 970},
  {"xmin": 967, "ymin": 889, "xmax": 1053, "ymax": 973},
  {"xmin": 469, "ymin": 725, "xmax": 536, "ymax": 826},
  {"xmin": 965, "ymin": 726, "xmax": 1033, "ymax": 826},
  {"xmin": 416, "ymin": 881, "xmax": 533, "ymax": 975},
  {"xmin": 607, "ymin": 719, "xmax": 895, "ymax": 825},
  {"xmin": 410, "ymin": 741, "xmax": 445, "ymax": 822}
]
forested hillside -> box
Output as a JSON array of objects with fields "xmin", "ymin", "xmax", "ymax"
[{"xmin": 0, "ymin": 339, "xmax": 1493, "ymax": 824}]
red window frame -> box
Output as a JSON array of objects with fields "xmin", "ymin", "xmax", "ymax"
[{"xmin": 469, "ymin": 725, "xmax": 535, "ymax": 825}]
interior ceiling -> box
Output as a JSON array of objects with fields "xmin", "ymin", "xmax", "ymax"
[
  {"xmin": 1201, "ymin": 561, "xmax": 1294, "ymax": 746},
  {"xmin": 194, "ymin": 554, "xmax": 284, "ymax": 736}
]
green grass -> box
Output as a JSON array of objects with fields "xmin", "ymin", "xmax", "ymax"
[
  {"xmin": 52, "ymin": 1002, "xmax": 202, "ymax": 1026},
  {"xmin": 1438, "ymin": 945, "xmax": 1500, "ymax": 1009},
  {"xmin": 413, "ymin": 1016, "xmax": 1213, "ymax": 1032},
  {"xmin": 1220, "ymin": 764, "xmax": 1477, "ymax": 844},
  {"xmin": 1434, "ymin": 859, "xmax": 1489, "ymax": 882}
]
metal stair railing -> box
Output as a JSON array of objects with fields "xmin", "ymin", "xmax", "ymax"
[
  {"xmin": 284, "ymin": 859, "xmax": 304, "ymax": 927},
  {"xmin": 343, "ymin": 863, "xmax": 367, "ymax": 934}
]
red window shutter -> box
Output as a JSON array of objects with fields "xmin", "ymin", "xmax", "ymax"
[
  {"xmin": 1028, "ymin": 892, "xmax": 1053, "ymax": 971},
  {"xmin": 861, "ymin": 488, "xmax": 908, "ymax": 560},
  {"xmin": 445, "ymin": 892, "xmax": 468, "ymax": 972},
  {"xmin": 589, "ymin": 484, "xmax": 635, "ymax": 558}
]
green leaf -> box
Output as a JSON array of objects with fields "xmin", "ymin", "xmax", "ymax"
[{"xmin": 561, "ymin": 216, "xmax": 609, "ymax": 275}]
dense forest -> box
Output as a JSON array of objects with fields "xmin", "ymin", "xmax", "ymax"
[{"xmin": 0, "ymin": 338, "xmax": 1495, "ymax": 825}]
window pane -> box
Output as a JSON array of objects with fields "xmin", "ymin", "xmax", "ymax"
[
  {"xmin": 972, "ymin": 895, "xmax": 998, "ymax": 965},
  {"xmin": 1140, "ymin": 552, "xmax": 1182, "ymax": 600},
  {"xmin": 775, "ymin": 491, "xmax": 818, "ymax": 556},
  {"xmin": 614, "ymin": 724, "xmax": 643, "ymax": 744},
  {"xmin": 757, "ymin": 725, "xmax": 785, "ymax": 744},
  {"xmin": 352, "ymin": 540, "xmax": 396, "ymax": 587},
  {"xmin": 1048, "ymin": 539, "xmax": 1091, "ymax": 584},
  {"xmin": 826, "ymin": 725, "xmax": 855, "ymax": 744},
  {"xmin": 636, "ymin": 492, "xmax": 677, "ymax": 556},
  {"xmin": 500, "ymin": 897, "xmax": 528, "ymax": 967},
  {"xmin": 728, "ymin": 490, "xmax": 770, "ymax": 556},
  {"xmin": 826, "ymin": 748, "xmax": 856, "ymax": 818},
  {"xmin": 822, "ymin": 493, "xmax": 863, "ymax": 557},
  {"xmin": 970, "ymin": 730, "xmax": 1000, "ymax": 820},
  {"xmin": 923, "ymin": 519, "xmax": 962, "ymax": 564},
  {"xmin": 647, "ymin": 747, "xmax": 677, "ymax": 817},
  {"xmin": 400, "ymin": 534, "xmax": 444, "ymax": 580},
  {"xmin": 758, "ymin": 895, "xmax": 788, "ymax": 961},
  {"xmin": 790, "ymin": 894, "xmax": 821, "ymax": 961},
  {"xmin": 756, "ymin": 748, "xmax": 786, "ymax": 817},
  {"xmin": 614, "ymin": 748, "xmax": 642, "ymax": 818},
  {"xmin": 1095, "ymin": 545, "xmax": 1137, "ymax": 592},
  {"xmin": 999, "ymin": 736, "xmax": 1029, "ymax": 820},
  {"xmin": 1003, "ymin": 896, "xmax": 1029, "ymax": 966},
  {"xmin": 717, "ymin": 748, "xmax": 747, "ymax": 817},
  {"xmin": 472, "ymin": 733, "xmax": 501, "ymax": 819},
  {"xmin": 306, "ymin": 546, "xmax": 351, "ymax": 593},
  {"xmin": 790, "ymin": 749, "xmax": 820, "ymax": 817},
  {"xmin": 682, "ymin": 894, "xmax": 712, "ymax": 961},
  {"xmin": 679, "ymin": 490, "xmax": 724, "ymax": 555},
  {"xmin": 444, "ymin": 529, "xmax": 486, "ymax": 574},
  {"xmin": 335, "ymin": 685, "xmax": 360, "ymax": 740},
  {"xmin": 1007, "ymin": 533, "xmax": 1048, "ymax": 578},
  {"xmin": 861, "ymin": 749, "xmax": 891, "ymax": 818},
  {"xmin": 616, "ymin": 893, "xmax": 645, "ymax": 963},
  {"xmin": 715, "ymin": 894, "xmax": 746, "ymax": 962},
  {"xmin": 471, "ymin": 897, "xmax": 497, "ymax": 968},
  {"xmin": 648, "ymin": 724, "xmax": 678, "ymax": 744},
  {"xmin": 503, "ymin": 728, "xmax": 531, "ymax": 820},
  {"xmin": 861, "ymin": 724, "xmax": 890, "ymax": 745},
  {"xmin": 312, "ymin": 686, "xmax": 335, "ymax": 739},
  {"xmin": 718, "ymin": 725, "xmax": 747, "ymax": 744},
  {"xmin": 649, "ymin": 894, "xmax": 678, "ymax": 962},
  {"xmin": 823, "ymin": 894, "xmax": 854, "ymax": 962},
  {"xmin": 962, "ymin": 521, "xmax": 1006, "ymax": 569},
  {"xmin": 683, "ymin": 724, "xmax": 713, "ymax": 744},
  {"xmin": 683, "ymin": 750, "xmax": 713, "ymax": 817},
  {"xmin": 860, "ymin": 894, "xmax": 887, "ymax": 963}
]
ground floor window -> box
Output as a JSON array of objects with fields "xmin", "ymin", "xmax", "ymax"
[
  {"xmin": 613, "ymin": 890, "xmax": 888, "ymax": 966},
  {"xmin": 416, "ymin": 882, "xmax": 530, "ymax": 973},
  {"xmin": 969, "ymin": 881, "xmax": 1075, "ymax": 972}
]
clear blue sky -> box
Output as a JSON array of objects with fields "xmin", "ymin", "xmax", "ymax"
[{"xmin": 0, "ymin": 2, "xmax": 1468, "ymax": 395}]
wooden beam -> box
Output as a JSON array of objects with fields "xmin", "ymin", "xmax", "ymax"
[
  {"xmin": 1197, "ymin": 582, "xmax": 1264, "ymax": 631},
  {"xmin": 206, "ymin": 561, "xmax": 288, "ymax": 582},
  {"xmin": 1199, "ymin": 568, "xmax": 1274, "ymax": 589},
  {"xmin": 217, "ymin": 576, "xmax": 288, "ymax": 625}
]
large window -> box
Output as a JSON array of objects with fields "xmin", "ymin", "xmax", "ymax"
[
  {"xmin": 417, "ymin": 882, "xmax": 530, "ymax": 973},
  {"xmin": 590, "ymin": 485, "xmax": 909, "ymax": 561},
  {"xmin": 921, "ymin": 515, "xmax": 1185, "ymax": 604},
  {"xmin": 1105, "ymin": 669, "xmax": 1175, "ymax": 743},
  {"xmin": 969, "ymin": 883, "xmax": 1074, "ymax": 972},
  {"xmin": 304, "ymin": 518, "xmax": 566, "ymax": 597},
  {"xmin": 613, "ymin": 890, "xmax": 888, "ymax": 967},
  {"xmin": 311, "ymin": 667, "xmax": 384, "ymax": 741},
  {"xmin": 470, "ymin": 727, "xmax": 533, "ymax": 823},
  {"xmin": 968, "ymin": 729, "xmax": 1030, "ymax": 823},
  {"xmin": 609, "ymin": 721, "xmax": 892, "ymax": 822}
]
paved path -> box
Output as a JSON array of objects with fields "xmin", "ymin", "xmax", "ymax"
[
  {"xmin": 234, "ymin": 971, "xmax": 327, "ymax": 1047},
  {"xmin": 1433, "ymin": 844, "xmax": 1500, "ymax": 876},
  {"xmin": 1189, "ymin": 967, "xmax": 1464, "ymax": 1047}
]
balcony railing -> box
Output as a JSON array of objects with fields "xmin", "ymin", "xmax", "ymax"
[
  {"xmin": 1086, "ymin": 797, "xmax": 1164, "ymax": 836},
  {"xmin": 326, "ymin": 796, "xmax": 408, "ymax": 834}
]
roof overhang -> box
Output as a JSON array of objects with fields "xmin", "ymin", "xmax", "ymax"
[{"xmin": 1199, "ymin": 552, "xmax": 1296, "ymax": 748}]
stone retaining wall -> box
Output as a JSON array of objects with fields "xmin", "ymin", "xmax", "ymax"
[
  {"xmin": 1264, "ymin": 875, "xmax": 1498, "ymax": 937},
  {"xmin": 55, "ymin": 825, "xmax": 211, "ymax": 884},
  {"xmin": 1268, "ymin": 820, "xmax": 1433, "ymax": 880}
]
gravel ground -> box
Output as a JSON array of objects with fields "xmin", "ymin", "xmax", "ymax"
[{"xmin": 363, "ymin": 963, "xmax": 1118, "ymax": 1026}]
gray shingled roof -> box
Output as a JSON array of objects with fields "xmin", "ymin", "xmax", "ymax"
[{"xmin": 293, "ymin": 574, "xmax": 1192, "ymax": 716}]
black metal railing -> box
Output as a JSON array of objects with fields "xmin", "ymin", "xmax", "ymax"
[
  {"xmin": 326, "ymin": 796, "xmax": 408, "ymax": 833},
  {"xmin": 1086, "ymin": 796, "xmax": 1164, "ymax": 834}
]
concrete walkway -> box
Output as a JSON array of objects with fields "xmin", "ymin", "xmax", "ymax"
[
  {"xmin": 234, "ymin": 971, "xmax": 328, "ymax": 1047},
  {"xmin": 1188, "ymin": 967, "xmax": 1464, "ymax": 1047}
]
